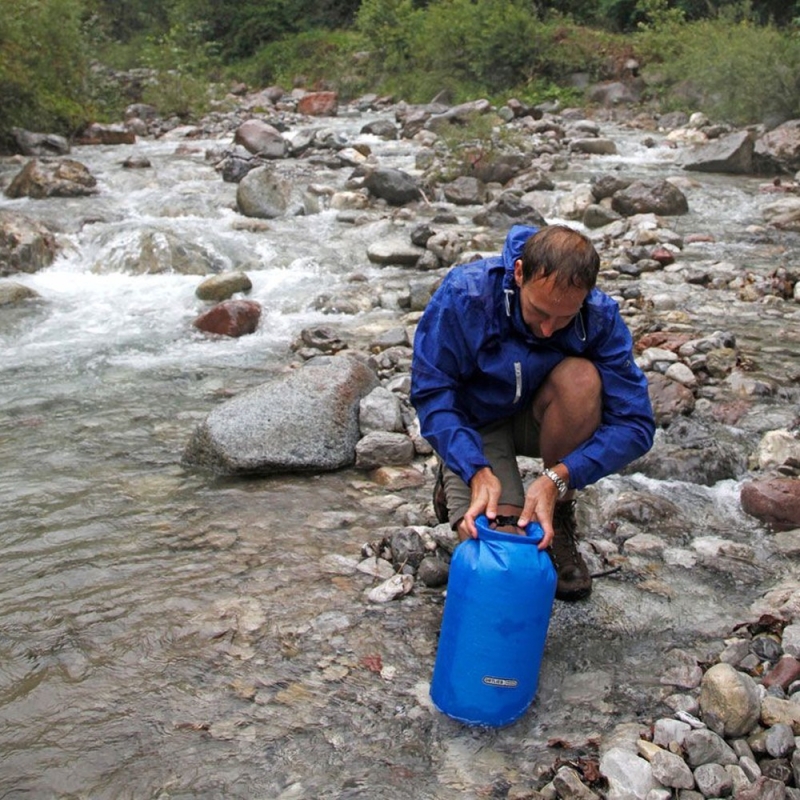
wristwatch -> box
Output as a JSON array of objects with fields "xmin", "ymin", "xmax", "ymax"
[{"xmin": 542, "ymin": 467, "xmax": 568, "ymax": 500}]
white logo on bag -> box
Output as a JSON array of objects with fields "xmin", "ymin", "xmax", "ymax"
[{"xmin": 482, "ymin": 676, "xmax": 518, "ymax": 688}]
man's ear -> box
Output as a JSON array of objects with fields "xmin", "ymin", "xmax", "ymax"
[{"xmin": 513, "ymin": 259, "xmax": 523, "ymax": 288}]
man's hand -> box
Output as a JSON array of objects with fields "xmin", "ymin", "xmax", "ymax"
[
  {"xmin": 458, "ymin": 467, "xmax": 502, "ymax": 539},
  {"xmin": 517, "ymin": 475, "xmax": 560, "ymax": 549}
]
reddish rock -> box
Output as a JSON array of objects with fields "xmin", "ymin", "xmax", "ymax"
[
  {"xmin": 734, "ymin": 776, "xmax": 786, "ymax": 800},
  {"xmin": 635, "ymin": 331, "xmax": 693, "ymax": 354},
  {"xmin": 77, "ymin": 123, "xmax": 136, "ymax": 145},
  {"xmin": 740, "ymin": 477, "xmax": 800, "ymax": 531},
  {"xmin": 647, "ymin": 372, "xmax": 695, "ymax": 426},
  {"xmin": 684, "ymin": 233, "xmax": 716, "ymax": 244},
  {"xmin": 297, "ymin": 91, "xmax": 338, "ymax": 116},
  {"xmin": 650, "ymin": 247, "xmax": 675, "ymax": 266},
  {"xmin": 762, "ymin": 655, "xmax": 800, "ymax": 689},
  {"xmin": 710, "ymin": 399, "xmax": 751, "ymax": 425},
  {"xmin": 193, "ymin": 300, "xmax": 261, "ymax": 337}
]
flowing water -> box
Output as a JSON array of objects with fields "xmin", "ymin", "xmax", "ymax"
[{"xmin": 1, "ymin": 109, "xmax": 799, "ymax": 799}]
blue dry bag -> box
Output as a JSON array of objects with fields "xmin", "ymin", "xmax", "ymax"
[{"xmin": 430, "ymin": 514, "xmax": 557, "ymax": 727}]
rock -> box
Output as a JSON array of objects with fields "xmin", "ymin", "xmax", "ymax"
[
  {"xmin": 195, "ymin": 271, "xmax": 253, "ymax": 302},
  {"xmin": 236, "ymin": 165, "xmax": 294, "ymax": 218},
  {"xmin": 363, "ymin": 168, "xmax": 421, "ymax": 205},
  {"xmin": 649, "ymin": 748, "xmax": 695, "ymax": 788},
  {"xmin": 599, "ymin": 746, "xmax": 657, "ymax": 799},
  {"xmin": 472, "ymin": 193, "xmax": 548, "ymax": 228},
  {"xmin": 5, "ymin": 158, "xmax": 98, "ymax": 199},
  {"xmin": 635, "ymin": 369, "xmax": 696, "ymax": 433},
  {"xmin": 0, "ymin": 210, "xmax": 58, "ymax": 275},
  {"xmin": 416, "ymin": 556, "xmax": 449, "ymax": 587},
  {"xmin": 629, "ymin": 416, "xmax": 747, "ymax": 485},
  {"xmin": 682, "ymin": 728, "xmax": 739, "ymax": 767},
  {"xmin": 122, "ymin": 155, "xmax": 151, "ymax": 169},
  {"xmin": 359, "ymin": 119, "xmax": 398, "ymax": 139},
  {"xmin": 0, "ymin": 280, "xmax": 41, "ymax": 305},
  {"xmin": 698, "ymin": 663, "xmax": 761, "ymax": 738},
  {"xmin": 757, "ymin": 430, "xmax": 800, "ymax": 471},
  {"xmin": 755, "ymin": 119, "xmax": 800, "ymax": 174},
  {"xmin": 570, "ymin": 138, "xmax": 618, "ymax": 155},
  {"xmin": 735, "ymin": 775, "xmax": 788, "ymax": 800},
  {"xmin": 762, "ymin": 655, "xmax": 800, "ymax": 689},
  {"xmin": 355, "ymin": 431, "xmax": 415, "ymax": 469},
  {"xmin": 359, "ymin": 386, "xmax": 405, "ymax": 434},
  {"xmin": 233, "ymin": 119, "xmax": 287, "ymax": 158},
  {"xmin": 741, "ymin": 478, "xmax": 800, "ymax": 530},
  {"xmin": 182, "ymin": 355, "xmax": 379, "ymax": 475},
  {"xmin": 552, "ymin": 765, "xmax": 601, "ymax": 799},
  {"xmin": 11, "ymin": 127, "xmax": 70, "ymax": 156},
  {"xmin": 297, "ymin": 91, "xmax": 338, "ymax": 116},
  {"xmin": 682, "ymin": 130, "xmax": 754, "ymax": 174},
  {"xmin": 442, "ymin": 175, "xmax": 486, "ymax": 205},
  {"xmin": 692, "ymin": 762, "xmax": 731, "ymax": 796},
  {"xmin": 78, "ymin": 122, "xmax": 136, "ymax": 145},
  {"xmin": 611, "ymin": 179, "xmax": 689, "ymax": 216},
  {"xmin": 366, "ymin": 574, "xmax": 414, "ymax": 603},
  {"xmin": 92, "ymin": 227, "xmax": 221, "ymax": 275},
  {"xmin": 366, "ymin": 238, "xmax": 426, "ymax": 266},
  {"xmin": 192, "ymin": 299, "xmax": 262, "ymax": 337}
]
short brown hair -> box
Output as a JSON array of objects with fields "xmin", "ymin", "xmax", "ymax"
[{"xmin": 519, "ymin": 225, "xmax": 599, "ymax": 291}]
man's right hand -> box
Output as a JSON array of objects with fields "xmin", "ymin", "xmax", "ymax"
[{"xmin": 458, "ymin": 467, "xmax": 503, "ymax": 540}]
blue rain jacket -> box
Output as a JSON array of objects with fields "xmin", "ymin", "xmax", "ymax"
[{"xmin": 410, "ymin": 225, "xmax": 655, "ymax": 490}]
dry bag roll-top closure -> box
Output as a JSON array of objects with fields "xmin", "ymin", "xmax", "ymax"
[{"xmin": 430, "ymin": 514, "xmax": 557, "ymax": 727}]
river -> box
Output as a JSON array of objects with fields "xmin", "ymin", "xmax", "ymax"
[{"xmin": 1, "ymin": 103, "xmax": 798, "ymax": 799}]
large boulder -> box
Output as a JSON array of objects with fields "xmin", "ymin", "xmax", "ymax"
[
  {"xmin": 5, "ymin": 158, "xmax": 98, "ymax": 199},
  {"xmin": 11, "ymin": 127, "xmax": 70, "ymax": 156},
  {"xmin": 0, "ymin": 210, "xmax": 58, "ymax": 275},
  {"xmin": 0, "ymin": 280, "xmax": 41, "ymax": 305},
  {"xmin": 682, "ymin": 130, "xmax": 754, "ymax": 174},
  {"xmin": 363, "ymin": 168, "xmax": 421, "ymax": 205},
  {"xmin": 741, "ymin": 477, "xmax": 800, "ymax": 531},
  {"xmin": 236, "ymin": 165, "xmax": 293, "ymax": 218},
  {"xmin": 611, "ymin": 179, "xmax": 689, "ymax": 216},
  {"xmin": 233, "ymin": 119, "xmax": 287, "ymax": 159},
  {"xmin": 754, "ymin": 119, "xmax": 800, "ymax": 174},
  {"xmin": 182, "ymin": 356, "xmax": 379, "ymax": 475},
  {"xmin": 192, "ymin": 299, "xmax": 261, "ymax": 338}
]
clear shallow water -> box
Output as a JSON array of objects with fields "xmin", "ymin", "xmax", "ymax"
[{"xmin": 0, "ymin": 111, "xmax": 797, "ymax": 798}]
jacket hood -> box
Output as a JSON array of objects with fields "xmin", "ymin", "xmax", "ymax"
[{"xmin": 501, "ymin": 224, "xmax": 539, "ymax": 274}]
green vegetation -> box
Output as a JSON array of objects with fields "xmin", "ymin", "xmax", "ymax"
[{"xmin": 2, "ymin": 0, "xmax": 800, "ymax": 149}]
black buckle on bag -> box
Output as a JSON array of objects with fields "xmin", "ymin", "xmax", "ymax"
[{"xmin": 491, "ymin": 515, "xmax": 521, "ymax": 529}]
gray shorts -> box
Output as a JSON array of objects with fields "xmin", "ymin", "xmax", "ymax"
[{"xmin": 442, "ymin": 405, "xmax": 541, "ymax": 527}]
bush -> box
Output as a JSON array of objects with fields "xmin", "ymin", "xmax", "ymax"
[
  {"xmin": 0, "ymin": 0, "xmax": 91, "ymax": 139},
  {"xmin": 638, "ymin": 16, "xmax": 800, "ymax": 124},
  {"xmin": 236, "ymin": 29, "xmax": 368, "ymax": 98}
]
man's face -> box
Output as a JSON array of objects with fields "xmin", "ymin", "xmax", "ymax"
[{"xmin": 514, "ymin": 260, "xmax": 587, "ymax": 339}]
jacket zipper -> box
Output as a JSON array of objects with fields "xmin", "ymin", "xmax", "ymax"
[{"xmin": 513, "ymin": 361, "xmax": 522, "ymax": 403}]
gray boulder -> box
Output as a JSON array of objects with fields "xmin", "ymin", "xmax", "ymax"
[
  {"xmin": 682, "ymin": 130, "xmax": 754, "ymax": 174},
  {"xmin": 236, "ymin": 165, "xmax": 293, "ymax": 218},
  {"xmin": 364, "ymin": 168, "xmax": 421, "ymax": 205},
  {"xmin": 182, "ymin": 356, "xmax": 379, "ymax": 475},
  {"xmin": 754, "ymin": 119, "xmax": 800, "ymax": 174},
  {"xmin": 611, "ymin": 179, "xmax": 689, "ymax": 216}
]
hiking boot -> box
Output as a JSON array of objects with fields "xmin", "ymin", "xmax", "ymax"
[
  {"xmin": 432, "ymin": 462, "xmax": 449, "ymax": 524},
  {"xmin": 549, "ymin": 500, "xmax": 592, "ymax": 601}
]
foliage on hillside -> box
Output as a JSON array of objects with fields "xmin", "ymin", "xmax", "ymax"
[{"xmin": 2, "ymin": 0, "xmax": 800, "ymax": 147}]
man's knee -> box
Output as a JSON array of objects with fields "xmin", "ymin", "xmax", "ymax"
[{"xmin": 538, "ymin": 357, "xmax": 601, "ymax": 406}]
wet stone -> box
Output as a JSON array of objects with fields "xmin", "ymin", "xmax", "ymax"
[{"xmin": 693, "ymin": 761, "xmax": 731, "ymax": 796}]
